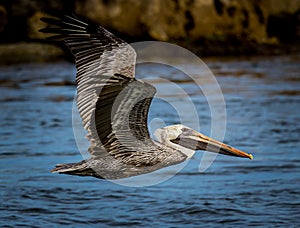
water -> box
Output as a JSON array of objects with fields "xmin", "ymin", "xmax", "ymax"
[{"xmin": 0, "ymin": 55, "xmax": 299, "ymax": 227}]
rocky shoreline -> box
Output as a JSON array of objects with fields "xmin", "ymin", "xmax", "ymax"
[
  {"xmin": 0, "ymin": 0, "xmax": 300, "ymax": 64},
  {"xmin": 0, "ymin": 42, "xmax": 65, "ymax": 65},
  {"xmin": 1, "ymin": 40, "xmax": 300, "ymax": 65}
]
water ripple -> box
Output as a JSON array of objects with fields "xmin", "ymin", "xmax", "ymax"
[{"xmin": 1, "ymin": 57, "xmax": 300, "ymax": 226}]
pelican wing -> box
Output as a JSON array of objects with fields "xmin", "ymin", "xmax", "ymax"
[
  {"xmin": 89, "ymin": 74, "xmax": 187, "ymax": 166},
  {"xmin": 40, "ymin": 15, "xmax": 135, "ymax": 130},
  {"xmin": 41, "ymin": 15, "xmax": 187, "ymax": 167}
]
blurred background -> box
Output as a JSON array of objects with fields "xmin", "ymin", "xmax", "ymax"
[
  {"xmin": 1, "ymin": 0, "xmax": 300, "ymax": 227},
  {"xmin": 0, "ymin": 0, "xmax": 300, "ymax": 63}
]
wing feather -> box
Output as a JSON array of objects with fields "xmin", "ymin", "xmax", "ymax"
[{"xmin": 40, "ymin": 14, "xmax": 187, "ymax": 167}]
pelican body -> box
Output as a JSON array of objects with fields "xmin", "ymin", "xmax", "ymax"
[{"xmin": 40, "ymin": 14, "xmax": 252, "ymax": 180}]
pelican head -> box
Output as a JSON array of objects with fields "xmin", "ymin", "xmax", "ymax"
[{"xmin": 154, "ymin": 124, "xmax": 253, "ymax": 160}]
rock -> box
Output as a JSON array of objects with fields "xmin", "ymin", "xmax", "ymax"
[
  {"xmin": 75, "ymin": 0, "xmax": 146, "ymax": 37},
  {"xmin": 0, "ymin": 43, "xmax": 64, "ymax": 65},
  {"xmin": 0, "ymin": 0, "xmax": 300, "ymax": 58},
  {"xmin": 0, "ymin": 5, "xmax": 8, "ymax": 33},
  {"xmin": 75, "ymin": 0, "xmax": 300, "ymax": 45},
  {"xmin": 1, "ymin": 0, "xmax": 75, "ymax": 42},
  {"xmin": 28, "ymin": 11, "xmax": 50, "ymax": 40},
  {"xmin": 142, "ymin": 0, "xmax": 300, "ymax": 44},
  {"xmin": 141, "ymin": 0, "xmax": 192, "ymax": 41}
]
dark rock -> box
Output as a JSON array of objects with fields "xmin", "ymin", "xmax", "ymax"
[
  {"xmin": 0, "ymin": 0, "xmax": 300, "ymax": 57},
  {"xmin": 0, "ymin": 43, "xmax": 64, "ymax": 65},
  {"xmin": 0, "ymin": 4, "xmax": 8, "ymax": 33}
]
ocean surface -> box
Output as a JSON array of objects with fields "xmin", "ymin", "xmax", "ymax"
[{"xmin": 0, "ymin": 55, "xmax": 299, "ymax": 227}]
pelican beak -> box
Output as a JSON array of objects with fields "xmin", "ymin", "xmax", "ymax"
[{"xmin": 171, "ymin": 129, "xmax": 253, "ymax": 160}]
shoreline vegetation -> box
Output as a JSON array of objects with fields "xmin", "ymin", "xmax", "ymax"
[{"xmin": 0, "ymin": 0, "xmax": 300, "ymax": 65}]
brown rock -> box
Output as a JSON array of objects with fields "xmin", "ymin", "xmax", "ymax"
[
  {"xmin": 75, "ymin": 0, "xmax": 146, "ymax": 37},
  {"xmin": 0, "ymin": 43, "xmax": 64, "ymax": 65},
  {"xmin": 75, "ymin": 0, "xmax": 300, "ymax": 44},
  {"xmin": 28, "ymin": 11, "xmax": 50, "ymax": 40},
  {"xmin": 0, "ymin": 0, "xmax": 299, "ymax": 58},
  {"xmin": 0, "ymin": 5, "xmax": 8, "ymax": 33}
]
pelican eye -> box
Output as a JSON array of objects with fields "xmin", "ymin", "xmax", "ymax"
[{"xmin": 181, "ymin": 128, "xmax": 194, "ymax": 136}]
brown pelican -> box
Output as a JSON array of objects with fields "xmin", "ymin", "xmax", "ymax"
[{"xmin": 40, "ymin": 14, "xmax": 253, "ymax": 180}]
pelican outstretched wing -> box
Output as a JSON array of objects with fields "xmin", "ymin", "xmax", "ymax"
[
  {"xmin": 40, "ymin": 15, "xmax": 135, "ymax": 130},
  {"xmin": 40, "ymin": 14, "xmax": 187, "ymax": 167}
]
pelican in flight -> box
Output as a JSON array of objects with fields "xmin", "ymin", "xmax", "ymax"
[{"xmin": 40, "ymin": 14, "xmax": 253, "ymax": 180}]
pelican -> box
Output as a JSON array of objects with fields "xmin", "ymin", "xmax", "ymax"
[{"xmin": 40, "ymin": 14, "xmax": 253, "ymax": 180}]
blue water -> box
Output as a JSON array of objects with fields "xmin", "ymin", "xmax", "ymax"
[{"xmin": 0, "ymin": 55, "xmax": 300, "ymax": 227}]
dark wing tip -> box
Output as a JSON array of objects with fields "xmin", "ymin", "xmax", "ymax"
[
  {"xmin": 40, "ymin": 17, "xmax": 64, "ymax": 27},
  {"xmin": 39, "ymin": 14, "xmax": 99, "ymax": 33},
  {"xmin": 39, "ymin": 14, "xmax": 91, "ymax": 42}
]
